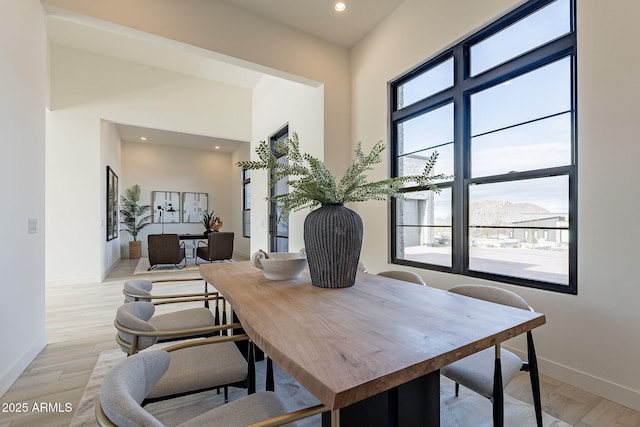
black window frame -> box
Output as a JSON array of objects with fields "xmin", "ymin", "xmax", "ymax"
[
  {"xmin": 269, "ymin": 125, "xmax": 290, "ymax": 253},
  {"xmin": 389, "ymin": 0, "xmax": 577, "ymax": 294},
  {"xmin": 242, "ymin": 168, "xmax": 251, "ymax": 238}
]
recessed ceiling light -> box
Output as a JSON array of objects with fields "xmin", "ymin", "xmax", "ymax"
[
  {"xmin": 214, "ymin": 146, "xmax": 221, "ymax": 150},
  {"xmin": 334, "ymin": 2, "xmax": 346, "ymax": 12},
  {"xmin": 140, "ymin": 137, "xmax": 147, "ymax": 141}
]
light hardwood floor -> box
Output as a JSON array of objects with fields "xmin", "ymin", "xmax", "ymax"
[{"xmin": 0, "ymin": 259, "xmax": 638, "ymax": 426}]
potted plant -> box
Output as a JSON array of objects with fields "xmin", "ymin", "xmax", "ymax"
[
  {"xmin": 120, "ymin": 184, "xmax": 152, "ymax": 259},
  {"xmin": 202, "ymin": 211, "xmax": 216, "ymax": 234},
  {"xmin": 238, "ymin": 132, "xmax": 446, "ymax": 288}
]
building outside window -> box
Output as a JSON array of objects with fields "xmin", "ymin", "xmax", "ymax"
[{"xmin": 389, "ymin": 0, "xmax": 577, "ymax": 294}]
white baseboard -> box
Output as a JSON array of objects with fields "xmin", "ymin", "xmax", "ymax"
[
  {"xmin": 0, "ymin": 332, "xmax": 47, "ymax": 398},
  {"xmin": 101, "ymin": 257, "xmax": 121, "ymax": 281},
  {"xmin": 507, "ymin": 346, "xmax": 640, "ymax": 412}
]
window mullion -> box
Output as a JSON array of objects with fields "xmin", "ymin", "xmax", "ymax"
[
  {"xmin": 391, "ymin": 91, "xmax": 454, "ymax": 123},
  {"xmin": 452, "ymin": 44, "xmax": 467, "ymax": 274},
  {"xmin": 462, "ymin": 33, "xmax": 575, "ymax": 95}
]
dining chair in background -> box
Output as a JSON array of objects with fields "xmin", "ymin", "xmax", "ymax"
[
  {"xmin": 147, "ymin": 234, "xmax": 186, "ymax": 270},
  {"xmin": 196, "ymin": 232, "xmax": 234, "ymax": 264},
  {"xmin": 376, "ymin": 270, "xmax": 427, "ymax": 286},
  {"xmin": 114, "ymin": 301, "xmax": 253, "ymax": 404},
  {"xmin": 114, "ymin": 300, "xmax": 231, "ymax": 355},
  {"xmin": 122, "ymin": 278, "xmax": 224, "ymax": 312},
  {"xmin": 440, "ymin": 284, "xmax": 543, "ymax": 427}
]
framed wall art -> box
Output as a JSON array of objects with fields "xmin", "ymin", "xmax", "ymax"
[
  {"xmin": 152, "ymin": 191, "xmax": 180, "ymax": 224},
  {"xmin": 182, "ymin": 192, "xmax": 208, "ymax": 223},
  {"xmin": 106, "ymin": 166, "xmax": 119, "ymax": 241}
]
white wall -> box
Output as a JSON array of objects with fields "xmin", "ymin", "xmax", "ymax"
[
  {"xmin": 42, "ymin": 0, "xmax": 351, "ymax": 178},
  {"xmin": 101, "ymin": 120, "xmax": 122, "ymax": 273},
  {"xmin": 121, "ymin": 140, "xmax": 246, "ymax": 257},
  {"xmin": 46, "ymin": 45, "xmax": 252, "ymax": 283},
  {"xmin": 250, "ymin": 75, "xmax": 324, "ymax": 254},
  {"xmin": 0, "ymin": 0, "xmax": 47, "ymax": 396},
  {"xmin": 350, "ymin": 0, "xmax": 640, "ymax": 411}
]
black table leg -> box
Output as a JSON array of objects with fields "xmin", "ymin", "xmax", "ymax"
[
  {"xmin": 321, "ymin": 370, "xmax": 440, "ymax": 427},
  {"xmin": 493, "ymin": 345, "xmax": 504, "ymax": 427}
]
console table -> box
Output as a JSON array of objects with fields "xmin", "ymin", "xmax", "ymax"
[
  {"xmin": 178, "ymin": 233, "xmax": 208, "ymax": 240},
  {"xmin": 178, "ymin": 234, "xmax": 207, "ymax": 257},
  {"xmin": 199, "ymin": 261, "xmax": 545, "ymax": 426}
]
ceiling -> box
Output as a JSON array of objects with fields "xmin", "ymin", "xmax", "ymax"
[
  {"xmin": 46, "ymin": 0, "xmax": 407, "ymax": 150},
  {"xmin": 115, "ymin": 124, "xmax": 246, "ymax": 153},
  {"xmin": 221, "ymin": 0, "xmax": 406, "ymax": 48}
]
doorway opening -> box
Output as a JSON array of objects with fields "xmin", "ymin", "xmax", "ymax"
[{"xmin": 269, "ymin": 125, "xmax": 289, "ymax": 253}]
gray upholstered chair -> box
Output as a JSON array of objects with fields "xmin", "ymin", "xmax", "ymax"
[
  {"xmin": 122, "ymin": 279, "xmax": 154, "ymax": 303},
  {"xmin": 196, "ymin": 232, "xmax": 234, "ymax": 264},
  {"xmin": 96, "ymin": 349, "xmax": 331, "ymax": 427},
  {"xmin": 440, "ymin": 284, "xmax": 542, "ymax": 427},
  {"xmin": 114, "ymin": 302, "xmax": 252, "ymax": 404},
  {"xmin": 147, "ymin": 234, "xmax": 186, "ymax": 270},
  {"xmin": 115, "ymin": 301, "xmax": 226, "ymax": 355},
  {"xmin": 376, "ymin": 270, "xmax": 426, "ymax": 286},
  {"xmin": 122, "ymin": 278, "xmax": 224, "ymax": 312}
]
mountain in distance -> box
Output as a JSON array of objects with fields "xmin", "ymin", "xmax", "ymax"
[{"xmin": 469, "ymin": 200, "xmax": 551, "ymax": 226}]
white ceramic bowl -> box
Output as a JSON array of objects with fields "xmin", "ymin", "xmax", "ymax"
[{"xmin": 251, "ymin": 251, "xmax": 308, "ymax": 280}]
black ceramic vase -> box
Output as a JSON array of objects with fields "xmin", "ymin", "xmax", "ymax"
[{"xmin": 303, "ymin": 203, "xmax": 363, "ymax": 288}]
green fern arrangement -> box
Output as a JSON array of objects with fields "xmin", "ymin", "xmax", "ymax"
[{"xmin": 237, "ymin": 132, "xmax": 447, "ymax": 219}]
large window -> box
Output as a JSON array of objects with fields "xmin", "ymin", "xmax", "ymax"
[{"xmin": 390, "ymin": 0, "xmax": 577, "ymax": 294}]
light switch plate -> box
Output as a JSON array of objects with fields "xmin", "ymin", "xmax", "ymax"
[{"xmin": 28, "ymin": 218, "xmax": 38, "ymax": 234}]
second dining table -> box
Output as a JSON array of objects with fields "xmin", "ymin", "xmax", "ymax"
[{"xmin": 199, "ymin": 261, "xmax": 545, "ymax": 426}]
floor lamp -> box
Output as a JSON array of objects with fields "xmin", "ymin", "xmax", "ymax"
[{"xmin": 157, "ymin": 203, "xmax": 176, "ymax": 234}]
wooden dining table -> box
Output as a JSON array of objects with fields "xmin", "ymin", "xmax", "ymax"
[{"xmin": 199, "ymin": 261, "xmax": 546, "ymax": 426}]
